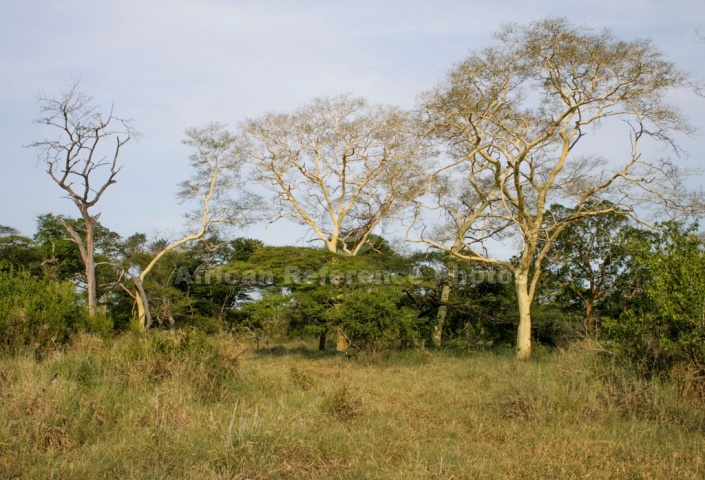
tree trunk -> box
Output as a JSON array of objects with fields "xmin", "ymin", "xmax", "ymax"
[
  {"xmin": 318, "ymin": 329, "xmax": 327, "ymax": 351},
  {"xmin": 84, "ymin": 219, "xmax": 97, "ymax": 317},
  {"xmin": 336, "ymin": 326, "xmax": 349, "ymax": 352},
  {"xmin": 327, "ymin": 254, "xmax": 350, "ymax": 352},
  {"xmin": 585, "ymin": 301, "xmax": 595, "ymax": 335},
  {"xmin": 515, "ymin": 270, "xmax": 532, "ymax": 360},
  {"xmin": 432, "ymin": 279, "xmax": 452, "ymax": 348},
  {"xmin": 58, "ymin": 215, "xmax": 98, "ymax": 317},
  {"xmin": 133, "ymin": 277, "xmax": 152, "ymax": 331}
]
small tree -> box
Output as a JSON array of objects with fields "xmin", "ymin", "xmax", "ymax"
[
  {"xmin": 541, "ymin": 202, "xmax": 634, "ymax": 335},
  {"xmin": 131, "ymin": 123, "xmax": 257, "ymax": 331},
  {"xmin": 412, "ymin": 18, "xmax": 693, "ymax": 359},
  {"xmin": 234, "ymin": 245, "xmax": 422, "ymax": 351},
  {"xmin": 29, "ymin": 81, "xmax": 136, "ymax": 317}
]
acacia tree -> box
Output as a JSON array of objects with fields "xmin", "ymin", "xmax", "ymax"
[
  {"xmin": 0, "ymin": 226, "xmax": 42, "ymax": 274},
  {"xmin": 130, "ymin": 123, "xmax": 258, "ymax": 331},
  {"xmin": 30, "ymin": 82, "xmax": 136, "ymax": 316},
  {"xmin": 240, "ymin": 94, "xmax": 430, "ymax": 255},
  {"xmin": 411, "ymin": 18, "xmax": 693, "ymax": 359},
  {"xmin": 240, "ymin": 94, "xmax": 430, "ymax": 349}
]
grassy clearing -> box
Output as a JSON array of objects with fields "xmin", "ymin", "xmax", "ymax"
[{"xmin": 1, "ymin": 333, "xmax": 704, "ymax": 479}]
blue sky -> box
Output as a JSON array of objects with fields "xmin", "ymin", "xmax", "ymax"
[{"xmin": 1, "ymin": 0, "xmax": 703, "ymax": 250}]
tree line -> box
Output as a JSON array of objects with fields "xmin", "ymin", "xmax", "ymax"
[{"xmin": 4, "ymin": 17, "xmax": 702, "ymax": 369}]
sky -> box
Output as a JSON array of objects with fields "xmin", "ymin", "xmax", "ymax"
[{"xmin": 1, "ymin": 0, "xmax": 704, "ymax": 251}]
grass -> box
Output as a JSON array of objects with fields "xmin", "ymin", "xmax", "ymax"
[{"xmin": 1, "ymin": 333, "xmax": 705, "ymax": 479}]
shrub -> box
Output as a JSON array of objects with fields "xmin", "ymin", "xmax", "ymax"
[
  {"xmin": 326, "ymin": 287, "xmax": 419, "ymax": 352},
  {"xmin": 604, "ymin": 222, "xmax": 705, "ymax": 376},
  {"xmin": 0, "ymin": 270, "xmax": 91, "ymax": 356}
]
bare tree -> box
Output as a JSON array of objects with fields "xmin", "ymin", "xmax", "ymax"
[
  {"xmin": 240, "ymin": 94, "xmax": 431, "ymax": 255},
  {"xmin": 131, "ymin": 123, "xmax": 258, "ymax": 331},
  {"xmin": 410, "ymin": 18, "xmax": 694, "ymax": 359},
  {"xmin": 30, "ymin": 81, "xmax": 136, "ymax": 317}
]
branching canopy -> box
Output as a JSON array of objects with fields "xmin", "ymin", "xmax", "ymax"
[
  {"xmin": 240, "ymin": 94, "xmax": 431, "ymax": 255},
  {"xmin": 410, "ymin": 17, "xmax": 695, "ymax": 358}
]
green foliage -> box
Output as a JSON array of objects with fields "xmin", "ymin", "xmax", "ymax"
[
  {"xmin": 426, "ymin": 261, "xmax": 519, "ymax": 348},
  {"xmin": 117, "ymin": 235, "xmax": 268, "ymax": 331},
  {"xmin": 226, "ymin": 244, "xmax": 425, "ymax": 350},
  {"xmin": 283, "ymin": 250, "xmax": 421, "ymax": 350},
  {"xmin": 324, "ymin": 287, "xmax": 419, "ymax": 352},
  {"xmin": 116, "ymin": 233, "xmax": 200, "ymax": 330},
  {"xmin": 0, "ymin": 270, "xmax": 96, "ymax": 356},
  {"xmin": 33, "ymin": 214, "xmax": 84, "ymax": 281},
  {"xmin": 76, "ymin": 312, "xmax": 114, "ymax": 338},
  {"xmin": 530, "ymin": 303, "xmax": 581, "ymax": 348},
  {"xmin": 218, "ymin": 237, "xmax": 264, "ymax": 263},
  {"xmin": 605, "ymin": 222, "xmax": 705, "ymax": 374},
  {"xmin": 34, "ymin": 213, "xmax": 123, "ymax": 282},
  {"xmin": 0, "ymin": 225, "xmax": 42, "ymax": 274},
  {"xmin": 541, "ymin": 202, "xmax": 634, "ymax": 331},
  {"xmin": 238, "ymin": 291, "xmax": 290, "ymax": 347}
]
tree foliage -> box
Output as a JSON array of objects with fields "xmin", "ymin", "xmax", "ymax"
[
  {"xmin": 412, "ymin": 17, "xmax": 692, "ymax": 359},
  {"xmin": 541, "ymin": 202, "xmax": 635, "ymax": 333},
  {"xmin": 0, "ymin": 226, "xmax": 42, "ymax": 275},
  {"xmin": 241, "ymin": 94, "xmax": 430, "ymax": 255},
  {"xmin": 605, "ymin": 222, "xmax": 705, "ymax": 374},
  {"xmin": 0, "ymin": 270, "xmax": 111, "ymax": 356}
]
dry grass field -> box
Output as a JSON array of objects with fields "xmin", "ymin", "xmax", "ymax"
[{"xmin": 1, "ymin": 332, "xmax": 704, "ymax": 479}]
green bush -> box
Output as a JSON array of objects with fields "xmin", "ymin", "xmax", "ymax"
[
  {"xmin": 76, "ymin": 311, "xmax": 114, "ymax": 338},
  {"xmin": 326, "ymin": 287, "xmax": 419, "ymax": 352},
  {"xmin": 604, "ymin": 222, "xmax": 705, "ymax": 375},
  {"xmin": 0, "ymin": 270, "xmax": 90, "ymax": 356}
]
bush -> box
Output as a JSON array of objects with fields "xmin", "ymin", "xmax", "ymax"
[
  {"xmin": 604, "ymin": 222, "xmax": 705, "ymax": 375},
  {"xmin": 0, "ymin": 270, "xmax": 91, "ymax": 356},
  {"xmin": 531, "ymin": 304, "xmax": 582, "ymax": 348},
  {"xmin": 326, "ymin": 287, "xmax": 419, "ymax": 352}
]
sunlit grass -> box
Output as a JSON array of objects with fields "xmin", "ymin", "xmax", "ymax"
[{"xmin": 1, "ymin": 333, "xmax": 704, "ymax": 479}]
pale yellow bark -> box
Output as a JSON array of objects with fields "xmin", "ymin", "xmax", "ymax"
[
  {"xmin": 515, "ymin": 271, "xmax": 532, "ymax": 360},
  {"xmin": 432, "ymin": 281, "xmax": 452, "ymax": 348},
  {"xmin": 335, "ymin": 327, "xmax": 349, "ymax": 352}
]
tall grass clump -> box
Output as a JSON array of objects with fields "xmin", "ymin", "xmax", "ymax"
[{"xmin": 107, "ymin": 330, "xmax": 244, "ymax": 402}]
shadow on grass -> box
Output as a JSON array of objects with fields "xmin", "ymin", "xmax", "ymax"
[
  {"xmin": 251, "ymin": 343, "xmax": 340, "ymax": 360},
  {"xmin": 248, "ymin": 338, "xmax": 533, "ymax": 369}
]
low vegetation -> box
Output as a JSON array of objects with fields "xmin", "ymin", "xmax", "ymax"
[{"xmin": 1, "ymin": 333, "xmax": 705, "ymax": 479}]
